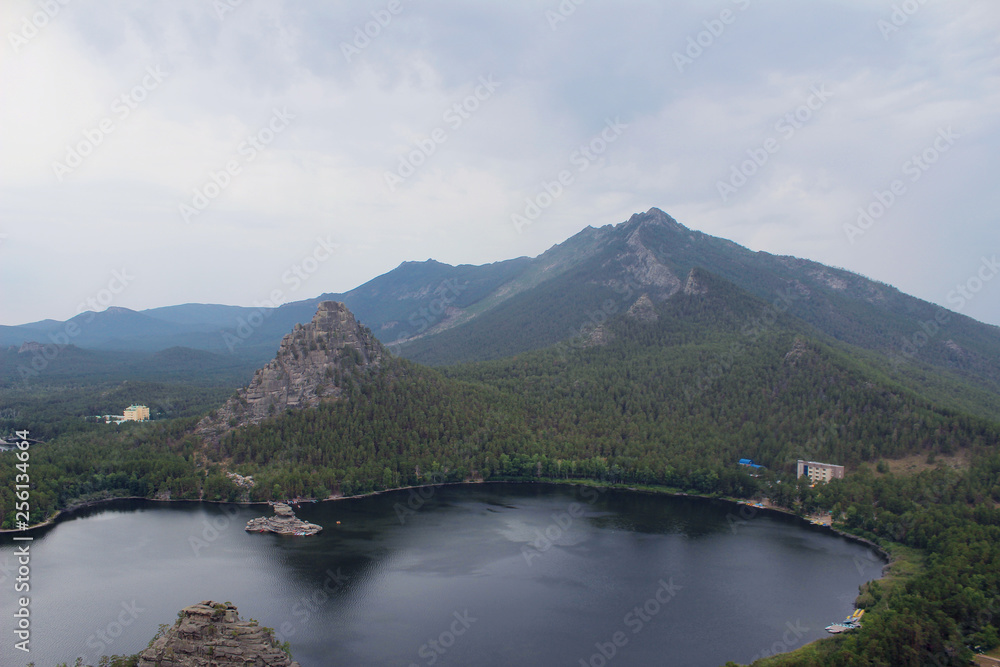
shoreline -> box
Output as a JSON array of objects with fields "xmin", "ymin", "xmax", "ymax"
[
  {"xmin": 0, "ymin": 494, "xmax": 272, "ymax": 534},
  {"xmin": 0, "ymin": 477, "xmax": 894, "ymax": 569},
  {"xmin": 1, "ymin": 478, "xmax": 893, "ymax": 665}
]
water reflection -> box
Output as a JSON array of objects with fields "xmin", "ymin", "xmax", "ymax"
[{"xmin": 0, "ymin": 483, "xmax": 883, "ymax": 667}]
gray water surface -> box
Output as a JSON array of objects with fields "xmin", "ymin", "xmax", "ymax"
[{"xmin": 0, "ymin": 483, "xmax": 884, "ymax": 666}]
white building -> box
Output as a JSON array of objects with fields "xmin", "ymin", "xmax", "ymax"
[{"xmin": 796, "ymin": 460, "xmax": 845, "ymax": 484}]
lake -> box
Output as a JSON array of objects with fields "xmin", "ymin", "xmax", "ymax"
[{"xmin": 0, "ymin": 483, "xmax": 885, "ymax": 666}]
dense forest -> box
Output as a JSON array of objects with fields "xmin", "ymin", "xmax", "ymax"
[{"xmin": 2, "ymin": 274, "xmax": 999, "ymax": 665}]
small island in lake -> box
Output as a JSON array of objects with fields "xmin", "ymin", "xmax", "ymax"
[{"xmin": 245, "ymin": 502, "xmax": 322, "ymax": 536}]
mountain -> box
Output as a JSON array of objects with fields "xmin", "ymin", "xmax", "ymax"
[
  {"xmin": 400, "ymin": 209, "xmax": 1000, "ymax": 370},
  {"xmin": 199, "ymin": 301, "xmax": 385, "ymax": 435},
  {"xmin": 1, "ymin": 307, "xmax": 184, "ymax": 351},
  {"xmin": 396, "ymin": 209, "xmax": 1000, "ymax": 418},
  {"xmin": 4, "ymin": 208, "xmax": 1000, "ymax": 418},
  {"xmin": 141, "ymin": 302, "xmax": 263, "ymax": 328}
]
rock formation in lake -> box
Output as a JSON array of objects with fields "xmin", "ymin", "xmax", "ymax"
[
  {"xmin": 199, "ymin": 301, "xmax": 385, "ymax": 435},
  {"xmin": 245, "ymin": 502, "xmax": 322, "ymax": 536},
  {"xmin": 137, "ymin": 600, "xmax": 300, "ymax": 667}
]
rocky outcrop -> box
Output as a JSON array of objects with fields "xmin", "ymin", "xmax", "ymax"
[
  {"xmin": 199, "ymin": 301, "xmax": 385, "ymax": 433},
  {"xmin": 620, "ymin": 226, "xmax": 682, "ymax": 296},
  {"xmin": 245, "ymin": 502, "xmax": 322, "ymax": 536},
  {"xmin": 582, "ymin": 323, "xmax": 613, "ymax": 348},
  {"xmin": 626, "ymin": 294, "xmax": 658, "ymax": 322},
  {"xmin": 137, "ymin": 601, "xmax": 300, "ymax": 667},
  {"xmin": 784, "ymin": 337, "xmax": 810, "ymax": 365},
  {"xmin": 605, "ymin": 209, "xmax": 683, "ymax": 301},
  {"xmin": 682, "ymin": 269, "xmax": 709, "ymax": 296}
]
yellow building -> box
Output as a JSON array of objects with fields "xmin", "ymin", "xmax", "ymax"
[
  {"xmin": 797, "ymin": 459, "xmax": 845, "ymax": 484},
  {"xmin": 123, "ymin": 405, "xmax": 150, "ymax": 422}
]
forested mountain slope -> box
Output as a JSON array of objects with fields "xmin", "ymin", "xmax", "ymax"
[
  {"xmin": 205, "ymin": 273, "xmax": 999, "ymax": 503},
  {"xmin": 402, "ymin": 210, "xmax": 1000, "ymax": 397}
]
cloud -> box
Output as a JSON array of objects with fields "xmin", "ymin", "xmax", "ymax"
[{"xmin": 0, "ymin": 0, "xmax": 997, "ymax": 326}]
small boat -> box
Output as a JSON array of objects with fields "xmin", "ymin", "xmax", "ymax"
[
  {"xmin": 826, "ymin": 609, "xmax": 864, "ymax": 633},
  {"xmin": 825, "ymin": 623, "xmax": 855, "ymax": 634}
]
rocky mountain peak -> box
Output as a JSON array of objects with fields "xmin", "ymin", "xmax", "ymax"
[
  {"xmin": 624, "ymin": 207, "xmax": 685, "ymax": 231},
  {"xmin": 609, "ymin": 214, "xmax": 683, "ymax": 299},
  {"xmin": 137, "ymin": 601, "xmax": 300, "ymax": 667},
  {"xmin": 200, "ymin": 301, "xmax": 384, "ymax": 432}
]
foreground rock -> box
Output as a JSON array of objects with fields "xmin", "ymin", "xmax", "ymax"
[
  {"xmin": 137, "ymin": 600, "xmax": 300, "ymax": 667},
  {"xmin": 245, "ymin": 502, "xmax": 322, "ymax": 536}
]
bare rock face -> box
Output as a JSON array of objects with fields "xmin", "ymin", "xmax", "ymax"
[
  {"xmin": 626, "ymin": 294, "xmax": 658, "ymax": 322},
  {"xmin": 620, "ymin": 225, "xmax": 682, "ymax": 296},
  {"xmin": 605, "ymin": 210, "xmax": 682, "ymax": 300},
  {"xmin": 784, "ymin": 337, "xmax": 810, "ymax": 365},
  {"xmin": 682, "ymin": 269, "xmax": 709, "ymax": 296},
  {"xmin": 200, "ymin": 301, "xmax": 385, "ymax": 433},
  {"xmin": 245, "ymin": 502, "xmax": 322, "ymax": 536},
  {"xmin": 582, "ymin": 323, "xmax": 613, "ymax": 348},
  {"xmin": 137, "ymin": 601, "xmax": 300, "ymax": 667}
]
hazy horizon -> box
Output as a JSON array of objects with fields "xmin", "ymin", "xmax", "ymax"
[{"xmin": 5, "ymin": 207, "xmax": 1000, "ymax": 333}]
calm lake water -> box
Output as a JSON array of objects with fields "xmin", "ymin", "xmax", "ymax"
[{"xmin": 0, "ymin": 483, "xmax": 884, "ymax": 666}]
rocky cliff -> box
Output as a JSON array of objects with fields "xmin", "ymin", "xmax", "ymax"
[
  {"xmin": 137, "ymin": 601, "xmax": 299, "ymax": 667},
  {"xmin": 200, "ymin": 301, "xmax": 385, "ymax": 434},
  {"xmin": 615, "ymin": 211, "xmax": 683, "ymax": 299}
]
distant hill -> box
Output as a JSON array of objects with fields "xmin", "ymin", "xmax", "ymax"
[
  {"xmin": 3, "ymin": 208, "xmax": 1000, "ymax": 417},
  {"xmin": 141, "ymin": 303, "xmax": 262, "ymax": 328},
  {"xmin": 0, "ymin": 343, "xmax": 256, "ymax": 388}
]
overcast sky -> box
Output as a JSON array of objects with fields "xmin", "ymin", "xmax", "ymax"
[{"xmin": 1, "ymin": 0, "xmax": 998, "ymax": 327}]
